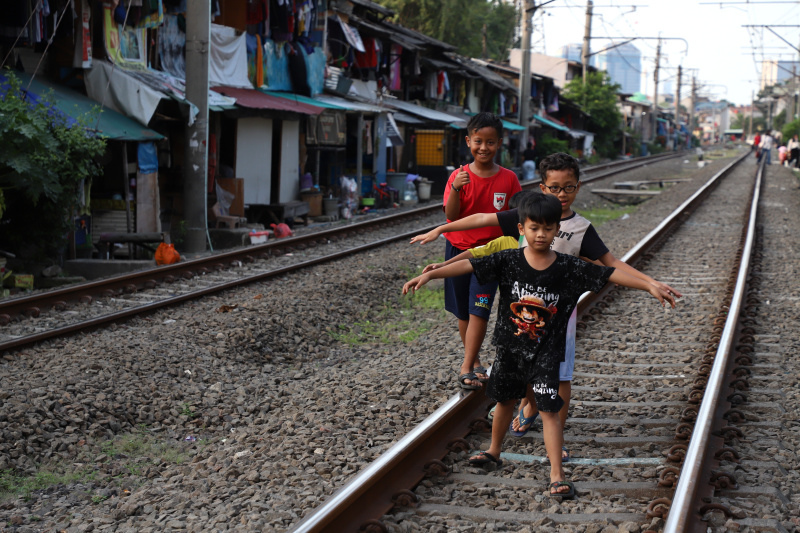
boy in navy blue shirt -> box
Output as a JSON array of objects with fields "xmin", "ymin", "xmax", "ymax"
[{"xmin": 403, "ymin": 193, "xmax": 676, "ymax": 498}]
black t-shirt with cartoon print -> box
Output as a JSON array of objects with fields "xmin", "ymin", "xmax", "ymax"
[{"xmin": 470, "ymin": 248, "xmax": 613, "ymax": 375}]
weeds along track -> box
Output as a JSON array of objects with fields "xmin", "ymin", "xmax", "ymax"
[{"xmin": 292, "ymin": 152, "xmax": 800, "ymax": 532}]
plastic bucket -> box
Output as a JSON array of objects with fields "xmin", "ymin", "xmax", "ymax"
[
  {"xmin": 386, "ymin": 172, "xmax": 407, "ymax": 194},
  {"xmin": 323, "ymin": 198, "xmax": 339, "ymax": 216},
  {"xmin": 417, "ymin": 180, "xmax": 432, "ymax": 202}
]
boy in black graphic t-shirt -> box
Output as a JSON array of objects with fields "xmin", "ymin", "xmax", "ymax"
[{"xmin": 403, "ymin": 193, "xmax": 676, "ymax": 498}]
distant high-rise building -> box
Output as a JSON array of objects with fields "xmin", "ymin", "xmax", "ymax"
[
  {"xmin": 596, "ymin": 42, "xmax": 641, "ymax": 94},
  {"xmin": 560, "ymin": 43, "xmax": 594, "ymax": 66},
  {"xmin": 761, "ymin": 60, "xmax": 800, "ymax": 90}
]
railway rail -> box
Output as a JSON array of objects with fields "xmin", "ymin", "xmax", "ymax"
[
  {"xmin": 289, "ymin": 149, "xmax": 796, "ymax": 532},
  {"xmin": 0, "ymin": 152, "xmax": 687, "ymax": 353}
]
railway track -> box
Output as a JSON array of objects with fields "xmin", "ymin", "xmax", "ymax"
[
  {"xmin": 289, "ymin": 150, "xmax": 797, "ymax": 532},
  {"xmin": 0, "ymin": 152, "xmax": 687, "ymax": 353}
]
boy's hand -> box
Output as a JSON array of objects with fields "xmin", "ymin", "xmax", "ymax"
[
  {"xmin": 453, "ymin": 165, "xmax": 470, "ymax": 191},
  {"xmin": 652, "ymin": 279, "xmax": 683, "ymax": 299},
  {"xmin": 410, "ymin": 229, "xmax": 441, "ymax": 245},
  {"xmin": 422, "ymin": 262, "xmax": 442, "ymax": 274},
  {"xmin": 649, "ymin": 283, "xmax": 677, "ymax": 308},
  {"xmin": 403, "ymin": 274, "xmax": 430, "ymax": 295}
]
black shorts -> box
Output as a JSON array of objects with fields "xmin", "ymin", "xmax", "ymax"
[{"xmin": 485, "ymin": 346, "xmax": 564, "ymax": 413}]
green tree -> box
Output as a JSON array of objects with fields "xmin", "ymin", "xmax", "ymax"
[
  {"xmin": 376, "ymin": 0, "xmax": 517, "ymax": 61},
  {"xmin": 730, "ymin": 111, "xmax": 766, "ymax": 134},
  {"xmin": 563, "ymin": 71, "xmax": 622, "ymax": 159},
  {"xmin": 782, "ymin": 118, "xmax": 800, "ymax": 143},
  {"xmin": 0, "ymin": 71, "xmax": 105, "ymax": 262}
]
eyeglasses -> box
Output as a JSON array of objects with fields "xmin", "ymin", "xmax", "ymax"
[{"xmin": 545, "ymin": 185, "xmax": 578, "ymax": 194}]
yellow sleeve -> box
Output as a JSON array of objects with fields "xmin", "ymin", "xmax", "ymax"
[{"xmin": 470, "ymin": 236, "xmax": 519, "ymax": 258}]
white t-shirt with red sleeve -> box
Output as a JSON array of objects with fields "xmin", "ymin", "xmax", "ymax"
[{"xmin": 443, "ymin": 165, "xmax": 521, "ymax": 250}]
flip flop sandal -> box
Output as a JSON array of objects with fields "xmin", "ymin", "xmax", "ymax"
[
  {"xmin": 509, "ymin": 405, "xmax": 537, "ymax": 437},
  {"xmin": 472, "ymin": 365, "xmax": 490, "ymax": 383},
  {"xmin": 458, "ymin": 372, "xmax": 482, "ymax": 390},
  {"xmin": 562, "ymin": 446, "xmax": 571, "ymax": 462},
  {"xmin": 487, "ymin": 404, "xmax": 496, "ymax": 420},
  {"xmin": 548, "ymin": 480, "xmax": 576, "ymax": 500},
  {"xmin": 468, "ymin": 451, "xmax": 503, "ymax": 467}
]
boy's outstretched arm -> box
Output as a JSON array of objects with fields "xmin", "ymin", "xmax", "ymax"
[
  {"xmin": 607, "ymin": 269, "xmax": 677, "ymax": 308},
  {"xmin": 409, "ymin": 212, "xmax": 500, "ymax": 245},
  {"xmin": 403, "ymin": 260, "xmax": 474, "ymax": 295},
  {"xmin": 422, "ymin": 250, "xmax": 474, "ymax": 273},
  {"xmin": 597, "ymin": 252, "xmax": 683, "ymax": 298}
]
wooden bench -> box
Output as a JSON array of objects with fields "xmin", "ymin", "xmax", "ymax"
[
  {"xmin": 264, "ymin": 201, "xmax": 310, "ymax": 225},
  {"xmin": 590, "ymin": 188, "xmax": 661, "ymax": 205},
  {"xmin": 98, "ymin": 232, "xmax": 168, "ymax": 259}
]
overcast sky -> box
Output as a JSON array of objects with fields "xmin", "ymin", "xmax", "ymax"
[{"xmin": 530, "ymin": 0, "xmax": 800, "ymax": 106}]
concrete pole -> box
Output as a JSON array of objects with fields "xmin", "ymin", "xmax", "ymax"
[
  {"xmin": 749, "ymin": 90, "xmax": 754, "ymax": 139},
  {"xmin": 183, "ymin": 0, "xmax": 210, "ymax": 254},
  {"xmin": 690, "ymin": 75, "xmax": 696, "ymax": 144},
  {"xmin": 356, "ymin": 113, "xmax": 363, "ymax": 195},
  {"xmin": 581, "ymin": 0, "xmax": 593, "ymax": 84},
  {"xmin": 675, "ymin": 65, "xmax": 681, "ymax": 127},
  {"xmin": 652, "ymin": 38, "xmax": 661, "ymax": 141},
  {"xmin": 519, "ymin": 0, "xmax": 534, "ymax": 152}
]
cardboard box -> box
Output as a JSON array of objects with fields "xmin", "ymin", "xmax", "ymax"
[{"xmin": 216, "ymin": 178, "xmax": 245, "ymax": 216}]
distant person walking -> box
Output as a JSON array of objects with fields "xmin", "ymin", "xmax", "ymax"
[
  {"xmin": 760, "ymin": 131, "xmax": 774, "ymax": 165},
  {"xmin": 522, "ymin": 141, "xmax": 537, "ymax": 181},
  {"xmin": 754, "ymin": 132, "xmax": 762, "ymax": 160},
  {"xmin": 787, "ymin": 134, "xmax": 800, "ymax": 170}
]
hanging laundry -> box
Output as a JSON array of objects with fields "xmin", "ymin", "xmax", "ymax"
[
  {"xmin": 389, "ymin": 44, "xmax": 402, "ymax": 91},
  {"xmin": 354, "ymin": 37, "xmax": 378, "ymax": 69}
]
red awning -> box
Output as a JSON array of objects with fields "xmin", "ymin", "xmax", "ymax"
[{"xmin": 212, "ymin": 86, "xmax": 324, "ymax": 115}]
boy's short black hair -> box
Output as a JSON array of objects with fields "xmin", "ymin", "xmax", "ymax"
[
  {"xmin": 508, "ymin": 189, "xmax": 534, "ymax": 210},
  {"xmin": 467, "ymin": 112, "xmax": 503, "ymax": 138},
  {"xmin": 538, "ymin": 152, "xmax": 581, "ymax": 182},
  {"xmin": 517, "ymin": 192, "xmax": 561, "ymax": 226}
]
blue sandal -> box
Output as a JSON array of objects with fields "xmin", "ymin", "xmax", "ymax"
[{"xmin": 509, "ymin": 405, "xmax": 537, "ymax": 437}]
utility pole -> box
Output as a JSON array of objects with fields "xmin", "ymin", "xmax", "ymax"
[
  {"xmin": 675, "ymin": 65, "xmax": 681, "ymax": 127},
  {"xmin": 749, "ymin": 90, "xmax": 754, "ymax": 139},
  {"xmin": 690, "ymin": 75, "xmax": 696, "ymax": 143},
  {"xmin": 482, "ymin": 23, "xmax": 488, "ymax": 60},
  {"xmin": 652, "ymin": 38, "xmax": 661, "ymax": 140},
  {"xmin": 184, "ymin": 0, "xmax": 210, "ymax": 254},
  {"xmin": 581, "ymin": 0, "xmax": 593, "ymax": 84},
  {"xmin": 519, "ymin": 0, "xmax": 535, "ymax": 153}
]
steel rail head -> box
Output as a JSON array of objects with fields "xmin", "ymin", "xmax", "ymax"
[{"xmin": 663, "ymin": 157, "xmax": 764, "ymax": 532}]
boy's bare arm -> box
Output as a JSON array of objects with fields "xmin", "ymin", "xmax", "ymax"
[
  {"xmin": 403, "ymin": 260, "xmax": 474, "ymax": 295},
  {"xmin": 443, "ymin": 165, "xmax": 470, "ymax": 220},
  {"xmin": 422, "ymin": 251, "xmax": 474, "ymax": 273},
  {"xmin": 597, "ymin": 252, "xmax": 683, "ymax": 298},
  {"xmin": 410, "ymin": 212, "xmax": 500, "ymax": 245},
  {"xmin": 607, "ymin": 269, "xmax": 676, "ymax": 308}
]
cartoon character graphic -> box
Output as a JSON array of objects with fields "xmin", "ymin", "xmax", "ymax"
[{"xmin": 510, "ymin": 295, "xmax": 557, "ymax": 341}]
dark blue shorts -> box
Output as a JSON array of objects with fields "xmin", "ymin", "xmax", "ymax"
[{"xmin": 443, "ymin": 240, "xmax": 498, "ymax": 321}]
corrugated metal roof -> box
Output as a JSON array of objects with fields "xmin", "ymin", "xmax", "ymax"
[{"xmin": 212, "ymin": 86, "xmax": 324, "ymax": 114}]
